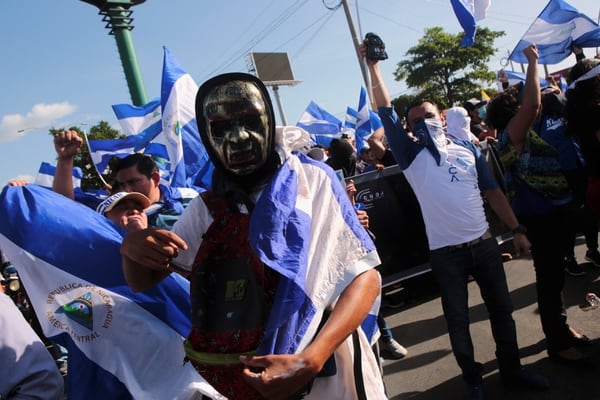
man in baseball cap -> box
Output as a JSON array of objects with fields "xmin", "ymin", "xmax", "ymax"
[{"xmin": 96, "ymin": 192, "xmax": 150, "ymax": 231}]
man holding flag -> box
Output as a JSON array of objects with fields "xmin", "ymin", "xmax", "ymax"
[{"xmin": 121, "ymin": 72, "xmax": 387, "ymax": 399}]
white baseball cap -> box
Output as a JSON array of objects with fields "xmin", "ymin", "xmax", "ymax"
[{"xmin": 96, "ymin": 192, "xmax": 150, "ymax": 216}]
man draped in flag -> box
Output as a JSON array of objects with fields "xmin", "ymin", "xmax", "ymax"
[
  {"xmin": 121, "ymin": 73, "xmax": 386, "ymax": 399},
  {"xmin": 509, "ymin": 0, "xmax": 600, "ymax": 65}
]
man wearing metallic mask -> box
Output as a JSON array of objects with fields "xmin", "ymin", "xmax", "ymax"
[{"xmin": 121, "ymin": 73, "xmax": 386, "ymax": 399}]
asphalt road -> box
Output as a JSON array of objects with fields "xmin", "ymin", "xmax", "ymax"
[{"xmin": 380, "ymin": 236, "xmax": 600, "ymax": 400}]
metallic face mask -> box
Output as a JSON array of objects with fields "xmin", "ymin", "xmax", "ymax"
[{"xmin": 202, "ymin": 80, "xmax": 271, "ymax": 176}]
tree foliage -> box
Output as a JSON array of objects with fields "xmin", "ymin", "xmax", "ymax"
[
  {"xmin": 393, "ymin": 27, "xmax": 505, "ymax": 110},
  {"xmin": 50, "ymin": 121, "xmax": 124, "ymax": 191}
]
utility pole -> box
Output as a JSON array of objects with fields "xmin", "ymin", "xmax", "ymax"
[
  {"xmin": 341, "ymin": 0, "xmax": 374, "ymax": 109},
  {"xmin": 80, "ymin": 0, "xmax": 148, "ymax": 106}
]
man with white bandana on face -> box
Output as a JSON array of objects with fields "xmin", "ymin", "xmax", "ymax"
[
  {"xmin": 121, "ymin": 73, "xmax": 386, "ymax": 399},
  {"xmin": 360, "ymin": 43, "xmax": 549, "ymax": 400}
]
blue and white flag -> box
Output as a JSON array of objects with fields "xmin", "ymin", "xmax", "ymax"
[
  {"xmin": 34, "ymin": 161, "xmax": 107, "ymax": 210},
  {"xmin": 112, "ymin": 98, "xmax": 162, "ymax": 140},
  {"xmin": 34, "ymin": 161, "xmax": 82, "ymax": 190},
  {"xmin": 250, "ymin": 152, "xmax": 381, "ymax": 355},
  {"xmin": 344, "ymin": 106, "xmax": 359, "ymax": 131},
  {"xmin": 496, "ymin": 70, "xmax": 550, "ymax": 91},
  {"xmin": 87, "ymin": 134, "xmax": 140, "ymax": 175},
  {"xmin": 100, "ymin": 48, "xmax": 214, "ymax": 190},
  {"xmin": 0, "ymin": 185, "xmax": 225, "ymax": 400},
  {"xmin": 296, "ymin": 101, "xmax": 343, "ymax": 147},
  {"xmin": 355, "ymin": 87, "xmax": 372, "ymax": 153},
  {"xmin": 509, "ymin": 0, "xmax": 600, "ymax": 65},
  {"xmin": 451, "ymin": 0, "xmax": 491, "ymax": 46},
  {"xmin": 160, "ymin": 47, "xmax": 213, "ymax": 190}
]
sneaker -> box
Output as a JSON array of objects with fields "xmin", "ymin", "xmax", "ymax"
[
  {"xmin": 564, "ymin": 256, "xmax": 586, "ymax": 276},
  {"xmin": 466, "ymin": 384, "xmax": 484, "ymax": 400},
  {"xmin": 585, "ymin": 249, "xmax": 600, "ymax": 267},
  {"xmin": 380, "ymin": 338, "xmax": 408, "ymax": 360},
  {"xmin": 501, "ymin": 367, "xmax": 550, "ymax": 391}
]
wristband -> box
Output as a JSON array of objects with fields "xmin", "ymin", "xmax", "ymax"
[{"xmin": 511, "ymin": 224, "xmax": 527, "ymax": 235}]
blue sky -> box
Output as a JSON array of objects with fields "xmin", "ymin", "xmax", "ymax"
[{"xmin": 0, "ymin": 0, "xmax": 598, "ymax": 185}]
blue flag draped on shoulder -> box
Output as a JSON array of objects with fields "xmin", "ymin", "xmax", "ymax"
[
  {"xmin": 296, "ymin": 101, "xmax": 343, "ymax": 147},
  {"xmin": 451, "ymin": 0, "xmax": 491, "ymax": 46},
  {"xmin": 0, "ymin": 185, "xmax": 225, "ymax": 400},
  {"xmin": 249, "ymin": 152, "xmax": 381, "ymax": 355},
  {"xmin": 509, "ymin": 0, "xmax": 600, "ymax": 65}
]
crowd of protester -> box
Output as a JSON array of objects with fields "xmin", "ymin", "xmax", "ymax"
[{"xmin": 1, "ymin": 37, "xmax": 600, "ymax": 400}]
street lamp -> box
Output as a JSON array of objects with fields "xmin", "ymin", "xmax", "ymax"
[
  {"xmin": 16, "ymin": 127, "xmax": 43, "ymax": 135},
  {"xmin": 80, "ymin": 0, "xmax": 148, "ymax": 106}
]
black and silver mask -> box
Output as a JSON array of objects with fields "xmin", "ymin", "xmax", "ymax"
[{"xmin": 196, "ymin": 73, "xmax": 275, "ymax": 178}]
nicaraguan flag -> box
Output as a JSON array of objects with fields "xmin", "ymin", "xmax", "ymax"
[
  {"xmin": 34, "ymin": 161, "xmax": 107, "ymax": 209},
  {"xmin": 496, "ymin": 70, "xmax": 550, "ymax": 91},
  {"xmin": 111, "ymin": 99, "xmax": 175, "ymax": 182},
  {"xmin": 296, "ymin": 101, "xmax": 343, "ymax": 147},
  {"xmin": 509, "ymin": 0, "xmax": 600, "ymax": 65},
  {"xmin": 86, "ymin": 134, "xmax": 140, "ymax": 175},
  {"xmin": 451, "ymin": 0, "xmax": 491, "ymax": 46},
  {"xmin": 250, "ymin": 152, "xmax": 381, "ymax": 355},
  {"xmin": 0, "ymin": 185, "xmax": 225, "ymax": 400},
  {"xmin": 344, "ymin": 106, "xmax": 358, "ymax": 131},
  {"xmin": 112, "ymin": 98, "xmax": 163, "ymax": 141},
  {"xmin": 370, "ymin": 110, "xmax": 383, "ymax": 132},
  {"xmin": 34, "ymin": 161, "xmax": 82, "ymax": 190},
  {"xmin": 355, "ymin": 87, "xmax": 372, "ymax": 153},
  {"xmin": 107, "ymin": 49, "xmax": 214, "ymax": 191},
  {"xmin": 161, "ymin": 47, "xmax": 214, "ymax": 190}
]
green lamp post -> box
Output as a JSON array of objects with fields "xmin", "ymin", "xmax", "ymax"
[{"xmin": 80, "ymin": 0, "xmax": 148, "ymax": 106}]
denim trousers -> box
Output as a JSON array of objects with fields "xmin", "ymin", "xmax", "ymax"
[{"xmin": 429, "ymin": 237, "xmax": 520, "ymax": 385}]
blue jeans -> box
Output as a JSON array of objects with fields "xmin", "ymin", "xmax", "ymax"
[
  {"xmin": 378, "ymin": 313, "xmax": 394, "ymax": 341},
  {"xmin": 429, "ymin": 237, "xmax": 520, "ymax": 385}
]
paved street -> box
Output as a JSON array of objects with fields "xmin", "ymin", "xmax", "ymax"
[{"xmin": 380, "ymin": 237, "xmax": 600, "ymax": 400}]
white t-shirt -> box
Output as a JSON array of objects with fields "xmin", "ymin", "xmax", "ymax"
[{"xmin": 403, "ymin": 141, "xmax": 490, "ymax": 250}]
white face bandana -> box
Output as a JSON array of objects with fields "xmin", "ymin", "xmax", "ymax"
[{"xmin": 424, "ymin": 118, "xmax": 448, "ymax": 166}]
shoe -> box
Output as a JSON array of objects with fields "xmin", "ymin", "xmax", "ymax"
[
  {"xmin": 564, "ymin": 256, "xmax": 586, "ymax": 276},
  {"xmin": 501, "ymin": 252, "xmax": 513, "ymax": 262},
  {"xmin": 380, "ymin": 297, "xmax": 406, "ymax": 309},
  {"xmin": 466, "ymin": 383, "xmax": 484, "ymax": 400},
  {"xmin": 548, "ymin": 347, "xmax": 595, "ymax": 368},
  {"xmin": 569, "ymin": 327, "xmax": 593, "ymax": 347},
  {"xmin": 501, "ymin": 367, "xmax": 550, "ymax": 391},
  {"xmin": 585, "ymin": 249, "xmax": 600, "ymax": 267},
  {"xmin": 380, "ymin": 338, "xmax": 408, "ymax": 360}
]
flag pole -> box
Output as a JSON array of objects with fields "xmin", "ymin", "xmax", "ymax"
[
  {"xmin": 82, "ymin": 131, "xmax": 111, "ymax": 190},
  {"xmin": 341, "ymin": 0, "xmax": 375, "ymax": 109}
]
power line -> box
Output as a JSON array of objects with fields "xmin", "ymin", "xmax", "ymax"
[{"xmin": 199, "ymin": 0, "xmax": 310, "ymax": 80}]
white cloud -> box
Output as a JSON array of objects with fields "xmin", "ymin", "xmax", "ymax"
[{"xmin": 0, "ymin": 102, "xmax": 77, "ymax": 143}]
